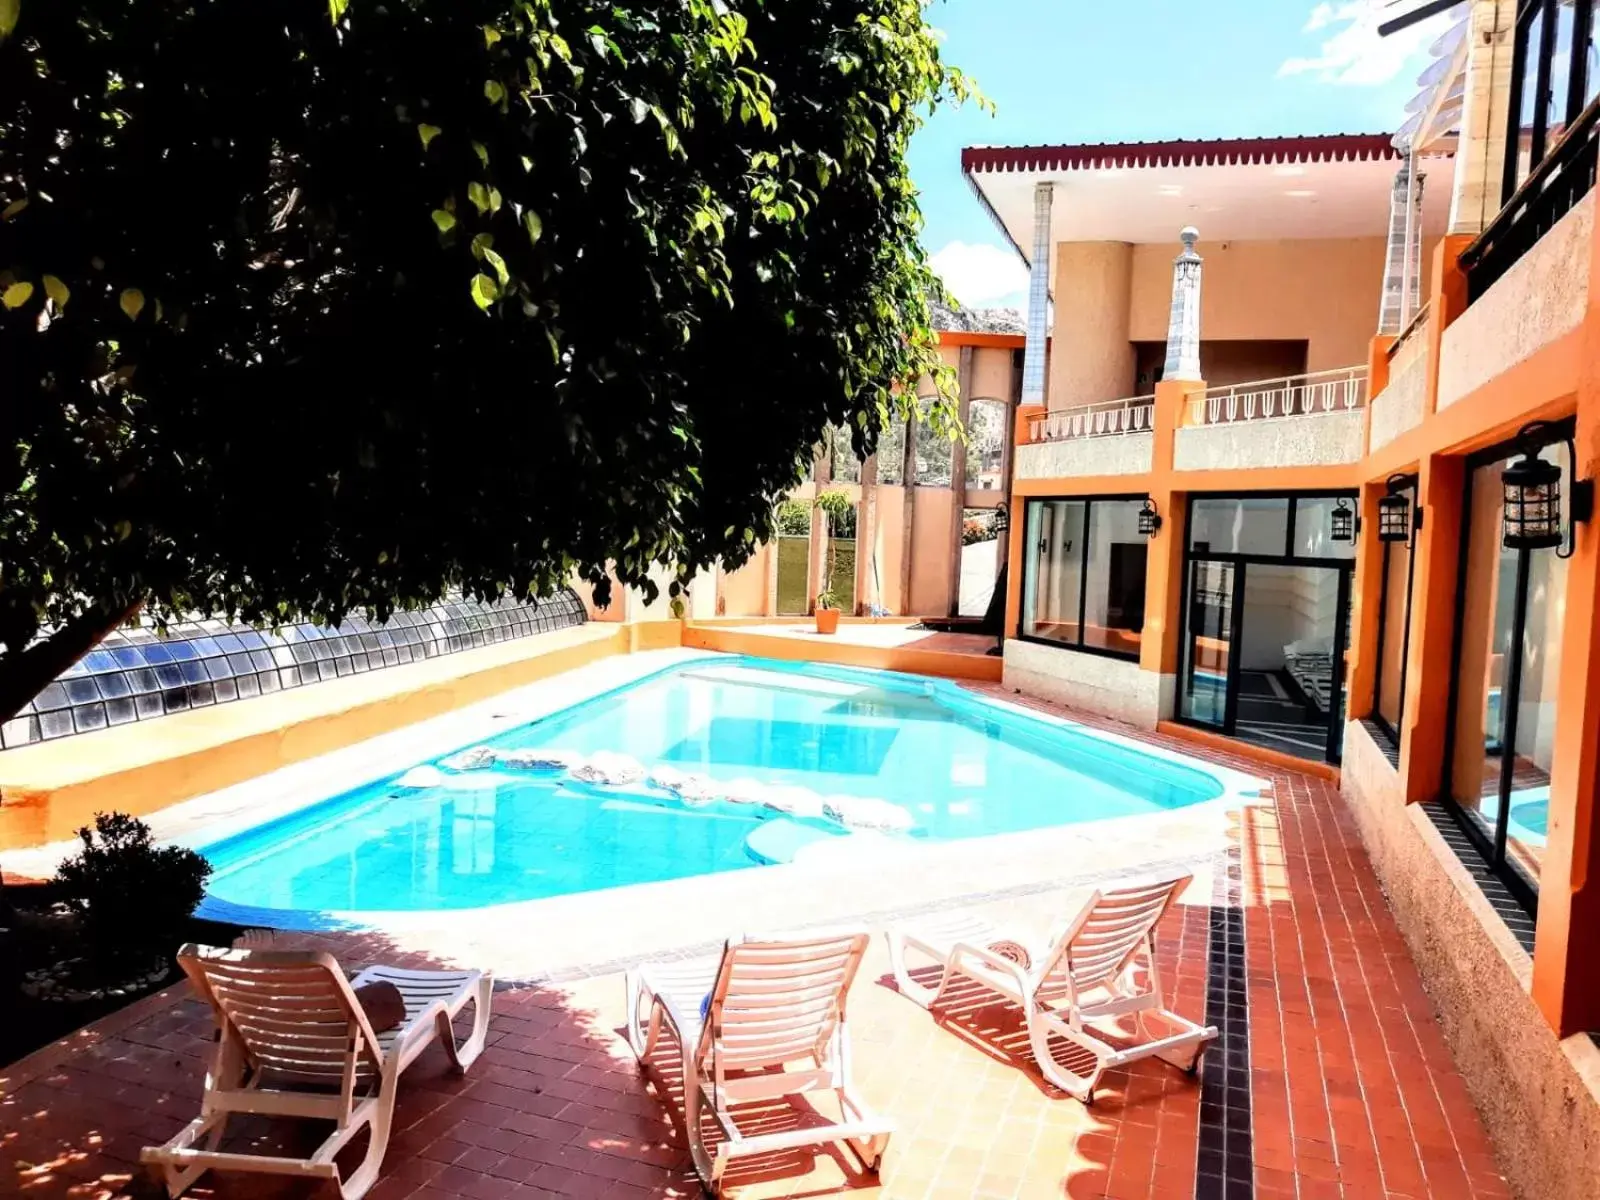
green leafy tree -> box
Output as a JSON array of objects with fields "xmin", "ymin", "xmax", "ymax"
[{"xmin": 0, "ymin": 0, "xmax": 969, "ymax": 717}]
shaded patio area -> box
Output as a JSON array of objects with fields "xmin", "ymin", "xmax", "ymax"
[{"xmin": 0, "ymin": 705, "xmax": 1511, "ymax": 1200}]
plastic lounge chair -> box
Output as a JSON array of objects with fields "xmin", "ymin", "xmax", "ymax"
[
  {"xmin": 886, "ymin": 874, "xmax": 1216, "ymax": 1102},
  {"xmin": 141, "ymin": 944, "xmax": 493, "ymax": 1200},
  {"xmin": 625, "ymin": 929, "xmax": 893, "ymax": 1193}
]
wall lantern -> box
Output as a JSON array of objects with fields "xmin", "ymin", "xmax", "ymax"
[
  {"xmin": 1377, "ymin": 475, "xmax": 1414, "ymax": 544},
  {"xmin": 1502, "ymin": 421, "xmax": 1594, "ymax": 557},
  {"xmin": 1137, "ymin": 497, "xmax": 1163, "ymax": 537},
  {"xmin": 1329, "ymin": 496, "xmax": 1357, "ymax": 542},
  {"xmin": 993, "ymin": 502, "xmax": 1009, "ymax": 537}
]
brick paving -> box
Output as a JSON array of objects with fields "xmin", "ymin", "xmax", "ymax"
[{"xmin": 0, "ymin": 697, "xmax": 1513, "ymax": 1200}]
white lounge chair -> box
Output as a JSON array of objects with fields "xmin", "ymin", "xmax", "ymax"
[
  {"xmin": 886, "ymin": 874, "xmax": 1216, "ymax": 1102},
  {"xmin": 141, "ymin": 944, "xmax": 493, "ymax": 1200},
  {"xmin": 625, "ymin": 930, "xmax": 893, "ymax": 1193}
]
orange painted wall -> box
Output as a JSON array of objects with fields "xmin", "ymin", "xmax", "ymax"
[{"xmin": 718, "ymin": 544, "xmax": 771, "ymax": 617}]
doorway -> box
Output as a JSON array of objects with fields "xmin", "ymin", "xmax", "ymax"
[{"xmin": 1177, "ymin": 494, "xmax": 1356, "ymax": 764}]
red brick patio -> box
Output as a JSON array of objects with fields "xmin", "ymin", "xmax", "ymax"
[{"xmin": 0, "ymin": 707, "xmax": 1512, "ymax": 1200}]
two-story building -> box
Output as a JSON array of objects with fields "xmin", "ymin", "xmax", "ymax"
[{"xmin": 975, "ymin": 3, "xmax": 1600, "ymax": 1194}]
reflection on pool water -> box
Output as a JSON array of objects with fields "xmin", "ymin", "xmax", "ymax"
[{"xmin": 198, "ymin": 658, "xmax": 1228, "ymax": 920}]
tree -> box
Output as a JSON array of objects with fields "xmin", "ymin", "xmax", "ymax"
[{"xmin": 0, "ymin": 0, "xmax": 968, "ymax": 718}]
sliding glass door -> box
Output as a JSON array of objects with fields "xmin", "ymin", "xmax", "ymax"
[{"xmin": 1178, "ymin": 494, "xmax": 1356, "ymax": 764}]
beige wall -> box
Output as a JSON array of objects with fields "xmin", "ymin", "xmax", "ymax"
[
  {"xmin": 909, "ymin": 486, "xmax": 955, "ymax": 615},
  {"xmin": 1048, "ymin": 242, "xmax": 1135, "ymax": 409},
  {"xmin": 970, "ymin": 345, "xmax": 1016, "ymax": 401},
  {"xmin": 717, "ymin": 545, "xmax": 770, "ymax": 617},
  {"xmin": 1127, "ymin": 237, "xmax": 1408, "ymax": 374},
  {"xmin": 1050, "ymin": 236, "xmax": 1423, "ymax": 409}
]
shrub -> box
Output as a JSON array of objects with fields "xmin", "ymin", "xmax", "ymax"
[{"xmin": 54, "ymin": 813, "xmax": 212, "ymax": 964}]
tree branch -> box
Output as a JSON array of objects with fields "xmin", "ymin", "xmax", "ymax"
[{"xmin": 0, "ymin": 599, "xmax": 143, "ymax": 727}]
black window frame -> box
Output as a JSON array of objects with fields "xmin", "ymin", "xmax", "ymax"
[
  {"xmin": 1175, "ymin": 489, "xmax": 1359, "ymax": 765},
  {"xmin": 1015, "ymin": 494, "xmax": 1148, "ymax": 664},
  {"xmin": 1502, "ymin": 0, "xmax": 1597, "ymax": 205},
  {"xmin": 1439, "ymin": 419, "xmax": 1576, "ymax": 915},
  {"xmin": 1371, "ymin": 475, "xmax": 1420, "ymax": 750}
]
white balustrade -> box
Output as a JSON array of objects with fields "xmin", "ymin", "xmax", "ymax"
[
  {"xmin": 1029, "ymin": 395, "xmax": 1156, "ymax": 443},
  {"xmin": 1197, "ymin": 366, "xmax": 1368, "ymax": 427}
]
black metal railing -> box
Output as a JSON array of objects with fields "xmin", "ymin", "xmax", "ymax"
[{"xmin": 1460, "ymin": 95, "xmax": 1600, "ymax": 303}]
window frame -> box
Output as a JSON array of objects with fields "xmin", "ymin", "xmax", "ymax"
[
  {"xmin": 1502, "ymin": 0, "xmax": 1599, "ymax": 205},
  {"xmin": 1439, "ymin": 419, "xmax": 1577, "ymax": 915},
  {"xmin": 1015, "ymin": 494, "xmax": 1148, "ymax": 664},
  {"xmin": 1371, "ymin": 475, "xmax": 1420, "ymax": 749}
]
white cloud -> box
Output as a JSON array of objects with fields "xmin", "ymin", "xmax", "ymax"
[
  {"xmin": 929, "ymin": 240, "xmax": 1029, "ymax": 309},
  {"xmin": 1279, "ymin": 1, "xmax": 1453, "ymax": 87}
]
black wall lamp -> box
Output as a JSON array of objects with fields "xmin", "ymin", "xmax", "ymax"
[
  {"xmin": 1502, "ymin": 421, "xmax": 1593, "ymax": 558},
  {"xmin": 1330, "ymin": 496, "xmax": 1357, "ymax": 542},
  {"xmin": 1377, "ymin": 474, "xmax": 1416, "ymax": 544},
  {"xmin": 1137, "ymin": 497, "xmax": 1162, "ymax": 537}
]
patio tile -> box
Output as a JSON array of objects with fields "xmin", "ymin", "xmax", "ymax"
[{"xmin": 1, "ymin": 696, "xmax": 1516, "ymax": 1200}]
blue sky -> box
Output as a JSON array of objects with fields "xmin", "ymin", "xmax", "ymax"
[{"xmin": 914, "ymin": 0, "xmax": 1451, "ymax": 309}]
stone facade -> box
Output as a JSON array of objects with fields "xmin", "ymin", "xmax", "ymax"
[
  {"xmin": 1001, "ymin": 638, "xmax": 1167, "ymax": 728},
  {"xmin": 1340, "ymin": 721, "xmax": 1600, "ymax": 1200},
  {"xmin": 1015, "ymin": 432, "xmax": 1154, "ymax": 479},
  {"xmin": 1438, "ymin": 191, "xmax": 1593, "ymax": 410},
  {"xmin": 1173, "ymin": 410, "xmax": 1365, "ymax": 471},
  {"xmin": 1368, "ymin": 337, "xmax": 1429, "ymax": 452}
]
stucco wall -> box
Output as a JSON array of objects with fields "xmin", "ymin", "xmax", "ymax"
[
  {"xmin": 1015, "ymin": 432, "xmax": 1154, "ymax": 479},
  {"xmin": 1127, "ymin": 237, "xmax": 1396, "ymax": 373},
  {"xmin": 718, "ymin": 545, "xmax": 770, "ymax": 617},
  {"xmin": 970, "ymin": 345, "xmax": 1016, "ymax": 401},
  {"xmin": 1438, "ymin": 191, "xmax": 1593, "ymax": 410},
  {"xmin": 1001, "ymin": 638, "xmax": 1167, "ymax": 728},
  {"xmin": 1049, "ymin": 241, "xmax": 1135, "ymax": 407},
  {"xmin": 1340, "ymin": 721, "xmax": 1600, "ymax": 1200},
  {"xmin": 1369, "ymin": 331, "xmax": 1429, "ymax": 452},
  {"xmin": 1173, "ymin": 410, "xmax": 1365, "ymax": 470}
]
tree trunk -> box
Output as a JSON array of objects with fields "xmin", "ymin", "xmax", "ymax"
[{"xmin": 0, "ymin": 600, "xmax": 142, "ymax": 727}]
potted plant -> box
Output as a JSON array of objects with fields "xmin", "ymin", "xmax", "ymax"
[{"xmin": 812, "ymin": 489, "xmax": 856, "ymax": 635}]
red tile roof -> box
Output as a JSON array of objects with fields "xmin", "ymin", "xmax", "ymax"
[{"xmin": 962, "ymin": 133, "xmax": 1400, "ymax": 174}]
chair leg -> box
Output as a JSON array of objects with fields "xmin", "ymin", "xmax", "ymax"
[
  {"xmin": 624, "ymin": 973, "xmax": 667, "ymax": 1063},
  {"xmin": 152, "ymin": 1114, "xmax": 227, "ymax": 1199},
  {"xmin": 885, "ymin": 933, "xmax": 943, "ymax": 1010},
  {"xmin": 437, "ymin": 975, "xmax": 494, "ymax": 1075},
  {"xmin": 684, "ymin": 1063, "xmax": 722, "ymax": 1194},
  {"xmin": 1026, "ymin": 1014, "xmax": 1105, "ymax": 1103}
]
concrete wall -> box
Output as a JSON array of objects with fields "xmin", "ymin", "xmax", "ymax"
[
  {"xmin": 1015, "ymin": 432, "xmax": 1154, "ymax": 479},
  {"xmin": 1369, "ymin": 328, "xmax": 1430, "ymax": 452},
  {"xmin": 1001, "ymin": 638, "xmax": 1168, "ymax": 728},
  {"xmin": 1341, "ymin": 721, "xmax": 1600, "ymax": 1200},
  {"xmin": 1173, "ymin": 410, "xmax": 1366, "ymax": 470},
  {"xmin": 718, "ymin": 545, "xmax": 771, "ymax": 617},
  {"xmin": 1438, "ymin": 192, "xmax": 1593, "ymax": 410},
  {"xmin": 971, "ymin": 345, "xmax": 1017, "ymax": 401}
]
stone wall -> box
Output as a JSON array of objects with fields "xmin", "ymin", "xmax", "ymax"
[
  {"xmin": 1172, "ymin": 410, "xmax": 1365, "ymax": 471},
  {"xmin": 1438, "ymin": 191, "xmax": 1593, "ymax": 410},
  {"xmin": 1341, "ymin": 720, "xmax": 1600, "ymax": 1200},
  {"xmin": 1001, "ymin": 638, "xmax": 1167, "ymax": 728},
  {"xmin": 1015, "ymin": 432, "xmax": 1154, "ymax": 479},
  {"xmin": 1369, "ymin": 334, "xmax": 1429, "ymax": 452}
]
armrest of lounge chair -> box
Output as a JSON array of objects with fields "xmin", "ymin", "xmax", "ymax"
[{"xmin": 944, "ymin": 940, "xmax": 1035, "ymax": 998}]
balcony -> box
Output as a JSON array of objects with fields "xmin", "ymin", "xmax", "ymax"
[
  {"xmin": 1369, "ymin": 307, "xmax": 1430, "ymax": 452},
  {"xmin": 1015, "ymin": 395, "xmax": 1156, "ymax": 478},
  {"xmin": 1172, "ymin": 366, "xmax": 1368, "ymax": 470}
]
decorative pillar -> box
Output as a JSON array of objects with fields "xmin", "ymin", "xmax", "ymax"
[
  {"xmin": 1378, "ymin": 158, "xmax": 1427, "ymax": 334},
  {"xmin": 1162, "ymin": 227, "xmax": 1203, "ymax": 382},
  {"xmin": 1449, "ymin": 0, "xmax": 1518, "ymax": 235},
  {"xmin": 1021, "ymin": 182, "xmax": 1054, "ymax": 407}
]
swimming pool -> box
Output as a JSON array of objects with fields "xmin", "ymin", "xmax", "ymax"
[{"xmin": 196, "ymin": 657, "xmax": 1230, "ymax": 923}]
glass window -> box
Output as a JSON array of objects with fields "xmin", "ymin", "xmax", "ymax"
[
  {"xmin": 1448, "ymin": 438, "xmax": 1574, "ymax": 899},
  {"xmin": 1189, "ymin": 497, "xmax": 1290, "ymax": 556},
  {"xmin": 1291, "ymin": 496, "xmax": 1359, "ymax": 560},
  {"xmin": 1374, "ymin": 484, "xmax": 1417, "ymax": 737},
  {"xmin": 1082, "ymin": 501, "xmax": 1148, "ymax": 655},
  {"xmin": 1021, "ymin": 500, "xmax": 1086, "ymax": 646}
]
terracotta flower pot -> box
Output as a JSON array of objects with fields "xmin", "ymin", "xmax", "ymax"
[{"xmin": 814, "ymin": 607, "xmax": 841, "ymax": 635}]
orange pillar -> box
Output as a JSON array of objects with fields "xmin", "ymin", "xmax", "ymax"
[
  {"xmin": 1530, "ymin": 213, "xmax": 1600, "ymax": 1036},
  {"xmin": 1421, "ymin": 235, "xmax": 1473, "ymax": 415},
  {"xmin": 1139, "ymin": 379, "xmax": 1195, "ymax": 681},
  {"xmin": 1398, "ymin": 451, "xmax": 1464, "ymax": 804},
  {"xmin": 1344, "ymin": 476, "xmax": 1389, "ymax": 723}
]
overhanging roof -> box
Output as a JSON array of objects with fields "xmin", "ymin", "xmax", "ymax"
[{"xmin": 963, "ymin": 132, "xmax": 1454, "ymax": 269}]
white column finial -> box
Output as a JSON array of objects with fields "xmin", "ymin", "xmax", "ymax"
[
  {"xmin": 1162, "ymin": 227, "xmax": 1203, "ymax": 382},
  {"xmin": 1020, "ymin": 182, "xmax": 1054, "ymax": 407}
]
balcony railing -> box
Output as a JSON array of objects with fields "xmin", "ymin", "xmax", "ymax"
[
  {"xmin": 1194, "ymin": 366, "xmax": 1368, "ymax": 427},
  {"xmin": 1029, "ymin": 394, "xmax": 1155, "ymax": 443},
  {"xmin": 1460, "ymin": 94, "xmax": 1600, "ymax": 303}
]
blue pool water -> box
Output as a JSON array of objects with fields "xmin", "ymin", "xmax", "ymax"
[{"xmin": 198, "ymin": 658, "xmax": 1227, "ymax": 918}]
